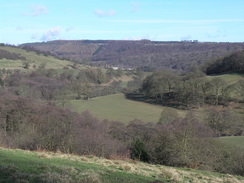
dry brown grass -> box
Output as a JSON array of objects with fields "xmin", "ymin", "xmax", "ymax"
[
  {"xmin": 3, "ymin": 148, "xmax": 243, "ymax": 183},
  {"xmin": 33, "ymin": 151, "xmax": 244, "ymax": 183}
]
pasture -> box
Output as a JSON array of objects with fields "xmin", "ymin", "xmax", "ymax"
[
  {"xmin": 218, "ymin": 136, "xmax": 244, "ymax": 150},
  {"xmin": 66, "ymin": 93, "xmax": 186, "ymax": 123},
  {"xmin": 0, "ymin": 45, "xmax": 72, "ymax": 69},
  {"xmin": 208, "ymin": 73, "xmax": 244, "ymax": 83}
]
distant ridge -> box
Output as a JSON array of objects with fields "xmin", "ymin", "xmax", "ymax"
[{"xmin": 22, "ymin": 40, "xmax": 244, "ymax": 71}]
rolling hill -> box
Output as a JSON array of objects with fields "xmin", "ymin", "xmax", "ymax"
[
  {"xmin": 0, "ymin": 44, "xmax": 73, "ymax": 70},
  {"xmin": 1, "ymin": 42, "xmax": 244, "ymax": 182},
  {"xmin": 22, "ymin": 40, "xmax": 244, "ymax": 70},
  {"xmin": 65, "ymin": 93, "xmax": 186, "ymax": 123}
]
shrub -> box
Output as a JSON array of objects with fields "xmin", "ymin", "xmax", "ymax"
[{"xmin": 81, "ymin": 169, "xmax": 101, "ymax": 183}]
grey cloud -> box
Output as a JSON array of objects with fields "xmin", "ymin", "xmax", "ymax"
[{"xmin": 41, "ymin": 26, "xmax": 61, "ymax": 41}]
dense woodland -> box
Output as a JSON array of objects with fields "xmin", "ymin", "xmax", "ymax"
[
  {"xmin": 205, "ymin": 50, "xmax": 244, "ymax": 74},
  {"xmin": 0, "ymin": 43, "xmax": 244, "ymax": 177},
  {"xmin": 22, "ymin": 40, "xmax": 244, "ymax": 71},
  {"xmin": 140, "ymin": 69, "xmax": 244, "ymax": 108}
]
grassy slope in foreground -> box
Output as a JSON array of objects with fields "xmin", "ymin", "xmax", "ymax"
[
  {"xmin": 0, "ymin": 45, "xmax": 72, "ymax": 69},
  {"xmin": 66, "ymin": 93, "xmax": 186, "ymax": 123},
  {"xmin": 1, "ymin": 148, "xmax": 243, "ymax": 183}
]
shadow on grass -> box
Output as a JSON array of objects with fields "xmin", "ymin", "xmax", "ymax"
[{"xmin": 125, "ymin": 93, "xmax": 187, "ymax": 110}]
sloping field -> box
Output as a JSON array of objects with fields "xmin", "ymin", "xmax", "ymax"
[
  {"xmin": 0, "ymin": 45, "xmax": 72, "ymax": 69},
  {"xmin": 218, "ymin": 136, "xmax": 244, "ymax": 150},
  {"xmin": 208, "ymin": 73, "xmax": 244, "ymax": 83},
  {"xmin": 67, "ymin": 93, "xmax": 186, "ymax": 123},
  {"xmin": 1, "ymin": 147, "xmax": 243, "ymax": 183},
  {"xmin": 209, "ymin": 74, "xmax": 244, "ymax": 121}
]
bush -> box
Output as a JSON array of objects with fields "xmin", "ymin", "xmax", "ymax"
[
  {"xmin": 81, "ymin": 170, "xmax": 101, "ymax": 183},
  {"xmin": 36, "ymin": 172, "xmax": 72, "ymax": 183}
]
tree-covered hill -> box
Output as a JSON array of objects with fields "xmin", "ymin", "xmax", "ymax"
[
  {"xmin": 205, "ymin": 50, "xmax": 244, "ymax": 75},
  {"xmin": 22, "ymin": 40, "xmax": 244, "ymax": 70}
]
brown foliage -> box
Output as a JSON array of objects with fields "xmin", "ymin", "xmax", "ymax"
[{"xmin": 0, "ymin": 94, "xmax": 127, "ymax": 158}]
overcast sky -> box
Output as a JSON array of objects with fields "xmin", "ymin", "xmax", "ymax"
[{"xmin": 1, "ymin": 0, "xmax": 244, "ymax": 44}]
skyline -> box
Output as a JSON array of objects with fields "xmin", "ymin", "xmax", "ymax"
[{"xmin": 1, "ymin": 0, "xmax": 244, "ymax": 45}]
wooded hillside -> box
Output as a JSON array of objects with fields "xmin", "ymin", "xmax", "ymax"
[
  {"xmin": 22, "ymin": 40, "xmax": 244, "ymax": 70},
  {"xmin": 205, "ymin": 50, "xmax": 244, "ymax": 74}
]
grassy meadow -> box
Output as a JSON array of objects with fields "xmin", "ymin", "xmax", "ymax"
[
  {"xmin": 1, "ymin": 147, "xmax": 243, "ymax": 183},
  {"xmin": 218, "ymin": 136, "xmax": 244, "ymax": 150},
  {"xmin": 0, "ymin": 45, "xmax": 72, "ymax": 69},
  {"xmin": 208, "ymin": 73, "xmax": 244, "ymax": 120},
  {"xmin": 233, "ymin": 103, "xmax": 244, "ymax": 122},
  {"xmin": 66, "ymin": 93, "xmax": 186, "ymax": 123},
  {"xmin": 208, "ymin": 73, "xmax": 244, "ymax": 83}
]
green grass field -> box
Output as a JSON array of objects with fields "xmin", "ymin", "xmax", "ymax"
[
  {"xmin": 208, "ymin": 73, "xmax": 244, "ymax": 83},
  {"xmin": 0, "ymin": 45, "xmax": 72, "ymax": 69},
  {"xmin": 208, "ymin": 73, "xmax": 244, "ymax": 101},
  {"xmin": 66, "ymin": 93, "xmax": 186, "ymax": 123},
  {"xmin": 0, "ymin": 147, "xmax": 163, "ymax": 183},
  {"xmin": 1, "ymin": 147, "xmax": 243, "ymax": 183},
  {"xmin": 233, "ymin": 103, "xmax": 244, "ymax": 122},
  {"xmin": 218, "ymin": 136, "xmax": 244, "ymax": 150}
]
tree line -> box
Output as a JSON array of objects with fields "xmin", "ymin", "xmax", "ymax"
[
  {"xmin": 0, "ymin": 67, "xmax": 124, "ymax": 102},
  {"xmin": 140, "ymin": 70, "xmax": 244, "ymax": 107}
]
